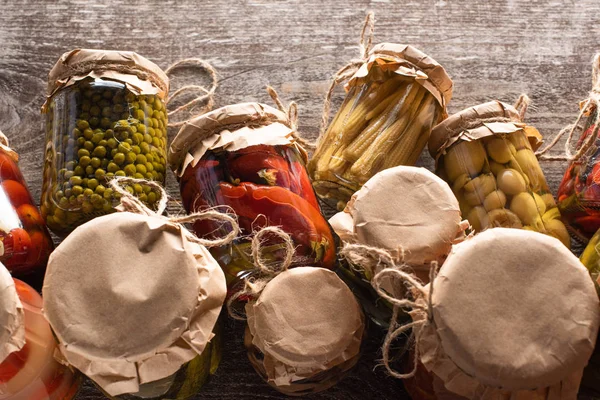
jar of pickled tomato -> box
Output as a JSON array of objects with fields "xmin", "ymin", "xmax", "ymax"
[{"xmin": 41, "ymin": 49, "xmax": 169, "ymax": 236}]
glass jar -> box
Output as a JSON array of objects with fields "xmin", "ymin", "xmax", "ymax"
[
  {"xmin": 41, "ymin": 49, "xmax": 169, "ymax": 236},
  {"xmin": 0, "ymin": 131, "xmax": 53, "ymax": 278},
  {"xmin": 169, "ymin": 103, "xmax": 337, "ymax": 289},
  {"xmin": 309, "ymin": 43, "xmax": 453, "ymax": 211},
  {"xmin": 0, "ymin": 271, "xmax": 80, "ymax": 399},
  {"xmin": 428, "ymin": 101, "xmax": 570, "ymax": 247}
]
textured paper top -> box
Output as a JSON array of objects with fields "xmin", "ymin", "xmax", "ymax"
[
  {"xmin": 430, "ymin": 228, "xmax": 599, "ymax": 392},
  {"xmin": 43, "ymin": 212, "xmax": 226, "ymax": 396},
  {"xmin": 168, "ymin": 102, "xmax": 298, "ymax": 177},
  {"xmin": 331, "ymin": 166, "xmax": 462, "ymax": 266},
  {"xmin": 0, "ymin": 264, "xmax": 24, "ymax": 364},
  {"xmin": 45, "ymin": 48, "xmax": 169, "ymax": 107}
]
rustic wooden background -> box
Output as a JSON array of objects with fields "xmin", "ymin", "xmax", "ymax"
[{"xmin": 1, "ymin": 0, "xmax": 600, "ymax": 398}]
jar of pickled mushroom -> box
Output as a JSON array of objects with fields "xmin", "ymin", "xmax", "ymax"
[
  {"xmin": 168, "ymin": 102, "xmax": 337, "ymax": 290},
  {"xmin": 330, "ymin": 166, "xmax": 466, "ymax": 328},
  {"xmin": 0, "ymin": 130, "xmax": 53, "ymax": 278},
  {"xmin": 309, "ymin": 43, "xmax": 453, "ymax": 211},
  {"xmin": 377, "ymin": 228, "xmax": 599, "ymax": 399},
  {"xmin": 41, "ymin": 49, "xmax": 169, "ymax": 236},
  {"xmin": 0, "ymin": 262, "xmax": 80, "ymax": 399},
  {"xmin": 42, "ymin": 186, "xmax": 233, "ymax": 399},
  {"xmin": 244, "ymin": 267, "xmax": 364, "ymax": 395},
  {"xmin": 428, "ymin": 100, "xmax": 571, "ymax": 247}
]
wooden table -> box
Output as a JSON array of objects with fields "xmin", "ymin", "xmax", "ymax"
[{"xmin": 1, "ymin": 0, "xmax": 600, "ymax": 398}]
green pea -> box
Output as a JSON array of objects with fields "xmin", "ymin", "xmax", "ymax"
[
  {"xmin": 72, "ymin": 186, "xmax": 83, "ymax": 196},
  {"xmin": 85, "ymin": 165, "xmax": 94, "ymax": 175},
  {"xmin": 55, "ymin": 189, "xmax": 65, "ymax": 199},
  {"xmin": 101, "ymin": 159, "xmax": 109, "ymax": 168},
  {"xmin": 133, "ymin": 184, "xmax": 143, "ymax": 194},
  {"xmin": 86, "ymin": 178, "xmax": 98, "ymax": 190},
  {"xmin": 95, "ymin": 185, "xmax": 106, "ymax": 195},
  {"xmin": 98, "ymin": 139, "xmax": 108, "ymax": 147},
  {"xmin": 107, "ymin": 162, "xmax": 119, "ymax": 173},
  {"xmin": 76, "ymin": 147, "xmax": 89, "ymax": 158},
  {"xmin": 54, "ymin": 208, "xmax": 66, "ymax": 221},
  {"xmin": 107, "ymin": 138, "xmax": 118, "ymax": 149},
  {"xmin": 113, "ymin": 104, "xmax": 124, "ymax": 113},
  {"xmin": 147, "ymin": 192, "xmax": 157, "ymax": 204},
  {"xmin": 117, "ymin": 142, "xmax": 131, "ymax": 153},
  {"xmin": 77, "ymin": 120, "xmax": 89, "ymax": 130},
  {"xmin": 81, "ymin": 178, "xmax": 88, "ymax": 187},
  {"xmin": 102, "ymin": 107, "xmax": 112, "ymax": 117},
  {"xmin": 136, "ymin": 154, "xmax": 147, "ymax": 164},
  {"xmin": 80, "ymin": 112, "xmax": 90, "ymax": 121},
  {"xmin": 92, "ymin": 132, "xmax": 104, "ymax": 144},
  {"xmin": 77, "ymin": 137, "xmax": 86, "ymax": 147},
  {"xmin": 138, "ymin": 193, "xmax": 148, "ymax": 203},
  {"xmin": 145, "ymin": 172, "xmax": 153, "ymax": 179},
  {"xmin": 143, "ymin": 134, "xmax": 152, "ymax": 144},
  {"xmin": 64, "ymin": 170, "xmax": 74, "ymax": 180},
  {"xmin": 69, "ymin": 176, "xmax": 82, "ymax": 186},
  {"xmin": 73, "ymin": 166, "xmax": 84, "ymax": 176},
  {"xmin": 123, "ymin": 165, "xmax": 136, "ymax": 176},
  {"xmin": 89, "ymin": 117, "xmax": 100, "ymax": 127},
  {"xmin": 92, "ymin": 146, "xmax": 107, "ymax": 158},
  {"xmin": 136, "ymin": 124, "xmax": 146, "ymax": 134},
  {"xmin": 134, "ymin": 109, "xmax": 145, "ymax": 120},
  {"xmin": 126, "ymin": 152, "xmax": 137, "ymax": 164},
  {"xmin": 89, "ymin": 106, "xmax": 100, "ymax": 117},
  {"xmin": 133, "ymin": 133, "xmax": 144, "ymax": 145},
  {"xmin": 72, "ymin": 128, "xmax": 82, "ymax": 138},
  {"xmin": 142, "ymin": 185, "xmax": 152, "ymax": 194},
  {"xmin": 105, "ymin": 172, "xmax": 115, "ymax": 180},
  {"xmin": 113, "ymin": 153, "xmax": 126, "ymax": 165},
  {"xmin": 91, "ymin": 157, "xmax": 101, "ymax": 168},
  {"xmin": 82, "ymin": 141, "xmax": 93, "ymax": 151},
  {"xmin": 82, "ymin": 201, "xmax": 94, "ymax": 213},
  {"xmin": 144, "ymin": 162, "xmax": 154, "ymax": 172},
  {"xmin": 132, "ymin": 145, "xmax": 141, "ymax": 155},
  {"xmin": 77, "ymin": 194, "xmax": 85, "ymax": 204},
  {"xmin": 115, "ymin": 170, "xmax": 126, "ymax": 177},
  {"xmin": 145, "ymin": 153, "xmax": 154, "ymax": 162},
  {"xmin": 105, "ymin": 129, "xmax": 115, "ymax": 139},
  {"xmin": 134, "ymin": 172, "xmax": 145, "ymax": 179},
  {"xmin": 95, "ymin": 169, "xmax": 106, "ymax": 180},
  {"xmin": 58, "ymin": 197, "xmax": 70, "ymax": 209}
]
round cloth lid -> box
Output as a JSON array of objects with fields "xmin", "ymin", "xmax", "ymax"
[
  {"xmin": 0, "ymin": 263, "xmax": 24, "ymax": 363},
  {"xmin": 428, "ymin": 101, "xmax": 521, "ymax": 158},
  {"xmin": 431, "ymin": 228, "xmax": 599, "ymax": 391},
  {"xmin": 46, "ymin": 48, "xmax": 169, "ymax": 103},
  {"xmin": 246, "ymin": 267, "xmax": 363, "ymax": 368},
  {"xmin": 43, "ymin": 212, "xmax": 226, "ymax": 397},
  {"xmin": 168, "ymin": 102, "xmax": 295, "ymax": 177},
  {"xmin": 347, "ymin": 166, "xmax": 461, "ymax": 265}
]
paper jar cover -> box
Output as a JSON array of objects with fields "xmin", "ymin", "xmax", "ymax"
[
  {"xmin": 168, "ymin": 102, "xmax": 301, "ymax": 177},
  {"xmin": 42, "ymin": 212, "xmax": 226, "ymax": 396},
  {"xmin": 331, "ymin": 166, "xmax": 462, "ymax": 267},
  {"xmin": 0, "ymin": 263, "xmax": 24, "ymax": 364},
  {"xmin": 245, "ymin": 267, "xmax": 364, "ymax": 386},
  {"xmin": 416, "ymin": 228, "xmax": 599, "ymax": 398}
]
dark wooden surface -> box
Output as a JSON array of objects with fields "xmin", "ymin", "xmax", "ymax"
[{"xmin": 1, "ymin": 0, "xmax": 600, "ymax": 398}]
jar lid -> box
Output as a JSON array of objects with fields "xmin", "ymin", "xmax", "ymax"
[
  {"xmin": 348, "ymin": 43, "xmax": 453, "ymax": 109},
  {"xmin": 0, "ymin": 263, "xmax": 24, "ymax": 363},
  {"xmin": 245, "ymin": 267, "xmax": 364, "ymax": 383},
  {"xmin": 45, "ymin": 49, "xmax": 169, "ymax": 107},
  {"xmin": 168, "ymin": 102, "xmax": 298, "ymax": 177},
  {"xmin": 43, "ymin": 212, "xmax": 226, "ymax": 397},
  {"xmin": 330, "ymin": 166, "xmax": 463, "ymax": 267},
  {"xmin": 418, "ymin": 228, "xmax": 599, "ymax": 395},
  {"xmin": 428, "ymin": 101, "xmax": 524, "ymax": 158}
]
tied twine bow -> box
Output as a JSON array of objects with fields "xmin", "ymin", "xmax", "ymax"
[
  {"xmin": 227, "ymin": 226, "xmax": 296, "ymax": 320},
  {"xmin": 108, "ymin": 176, "xmax": 239, "ymax": 248},
  {"xmin": 341, "ymin": 242, "xmax": 437, "ymax": 379},
  {"xmin": 535, "ymin": 53, "xmax": 600, "ymax": 162},
  {"xmin": 165, "ymin": 58, "xmax": 219, "ymax": 128},
  {"xmin": 265, "ymin": 85, "xmax": 316, "ymax": 151}
]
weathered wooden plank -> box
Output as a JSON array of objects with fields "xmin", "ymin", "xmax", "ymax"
[{"xmin": 0, "ymin": 0, "xmax": 599, "ymax": 398}]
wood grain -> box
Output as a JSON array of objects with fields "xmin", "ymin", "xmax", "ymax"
[{"xmin": 1, "ymin": 0, "xmax": 600, "ymax": 398}]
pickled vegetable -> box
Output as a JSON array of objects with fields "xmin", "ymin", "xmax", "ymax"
[
  {"xmin": 41, "ymin": 80, "xmax": 167, "ymax": 235},
  {"xmin": 439, "ymin": 131, "xmax": 569, "ymax": 247}
]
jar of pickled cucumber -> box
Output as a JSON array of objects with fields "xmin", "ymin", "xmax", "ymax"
[
  {"xmin": 428, "ymin": 100, "xmax": 570, "ymax": 247},
  {"xmin": 331, "ymin": 166, "xmax": 465, "ymax": 328},
  {"xmin": 0, "ymin": 263, "xmax": 80, "ymax": 399},
  {"xmin": 244, "ymin": 267, "xmax": 364, "ymax": 395},
  {"xmin": 42, "ymin": 208, "xmax": 229, "ymax": 399},
  {"xmin": 309, "ymin": 43, "xmax": 453, "ymax": 211},
  {"xmin": 169, "ymin": 103, "xmax": 337, "ymax": 290},
  {"xmin": 385, "ymin": 228, "xmax": 598, "ymax": 399},
  {"xmin": 41, "ymin": 49, "xmax": 169, "ymax": 236},
  {"xmin": 0, "ymin": 130, "xmax": 53, "ymax": 278}
]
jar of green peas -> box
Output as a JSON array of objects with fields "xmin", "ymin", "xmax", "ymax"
[{"xmin": 41, "ymin": 49, "xmax": 169, "ymax": 236}]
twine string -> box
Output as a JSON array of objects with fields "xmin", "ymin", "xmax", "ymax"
[{"xmin": 266, "ymin": 85, "xmax": 316, "ymax": 150}]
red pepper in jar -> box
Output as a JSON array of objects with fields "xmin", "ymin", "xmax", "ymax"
[
  {"xmin": 228, "ymin": 147, "xmax": 295, "ymax": 190},
  {"xmin": 219, "ymin": 182, "xmax": 336, "ymax": 269}
]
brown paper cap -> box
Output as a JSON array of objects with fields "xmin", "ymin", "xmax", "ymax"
[
  {"xmin": 0, "ymin": 263, "xmax": 24, "ymax": 363},
  {"xmin": 350, "ymin": 43, "xmax": 453, "ymax": 108},
  {"xmin": 344, "ymin": 166, "xmax": 461, "ymax": 266},
  {"xmin": 42, "ymin": 212, "xmax": 226, "ymax": 396},
  {"xmin": 246, "ymin": 267, "xmax": 363, "ymax": 369},
  {"xmin": 168, "ymin": 102, "xmax": 295, "ymax": 177},
  {"xmin": 428, "ymin": 101, "xmax": 522, "ymax": 158},
  {"xmin": 46, "ymin": 49, "xmax": 169, "ymax": 104},
  {"xmin": 432, "ymin": 228, "xmax": 599, "ymax": 391}
]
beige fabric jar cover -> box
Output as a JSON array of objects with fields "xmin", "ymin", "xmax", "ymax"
[
  {"xmin": 375, "ymin": 228, "xmax": 600, "ymax": 399},
  {"xmin": 42, "ymin": 178, "xmax": 238, "ymax": 397},
  {"xmin": 332, "ymin": 166, "xmax": 466, "ymax": 281},
  {"xmin": 0, "ymin": 263, "xmax": 24, "ymax": 364},
  {"xmin": 43, "ymin": 48, "xmax": 169, "ymax": 111}
]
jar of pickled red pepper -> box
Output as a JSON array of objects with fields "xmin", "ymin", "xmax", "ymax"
[
  {"xmin": 309, "ymin": 43, "xmax": 453, "ymax": 211},
  {"xmin": 383, "ymin": 228, "xmax": 599, "ymax": 399},
  {"xmin": 41, "ymin": 49, "xmax": 169, "ymax": 236},
  {"xmin": 0, "ymin": 263, "xmax": 80, "ymax": 399},
  {"xmin": 0, "ymin": 130, "xmax": 53, "ymax": 279},
  {"xmin": 428, "ymin": 100, "xmax": 571, "ymax": 247},
  {"xmin": 168, "ymin": 102, "xmax": 337, "ymax": 289}
]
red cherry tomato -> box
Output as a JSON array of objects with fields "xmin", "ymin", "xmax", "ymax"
[
  {"xmin": 17, "ymin": 204, "xmax": 44, "ymax": 229},
  {"xmin": 1, "ymin": 180, "xmax": 30, "ymax": 208},
  {"xmin": 25, "ymin": 230, "xmax": 50, "ymax": 267},
  {"xmin": 0, "ymin": 342, "xmax": 30, "ymax": 383},
  {"xmin": 3, "ymin": 228, "xmax": 32, "ymax": 269},
  {"xmin": 0, "ymin": 152, "xmax": 19, "ymax": 182}
]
